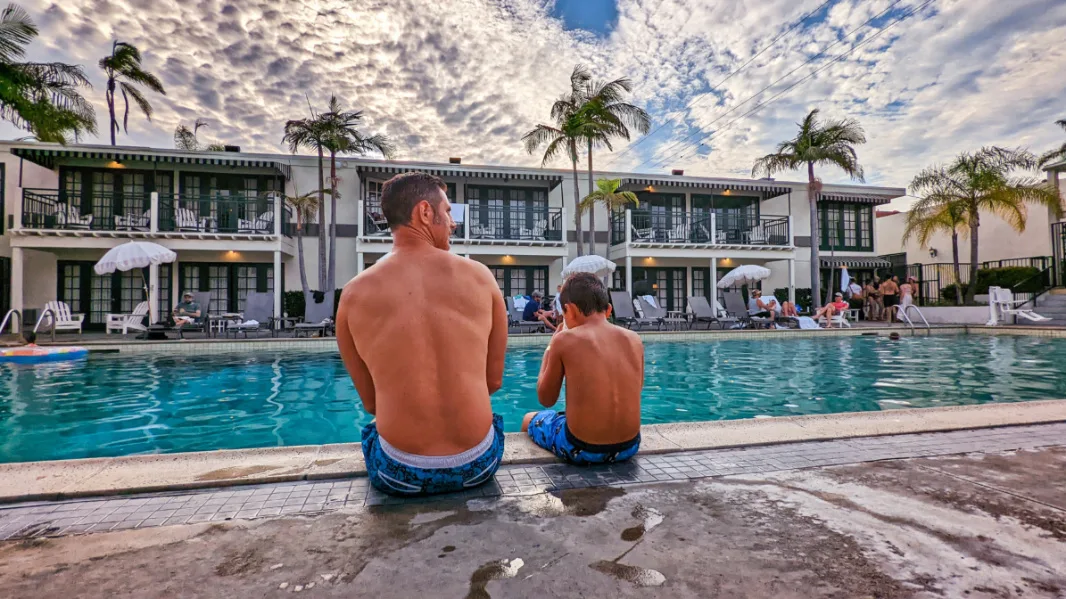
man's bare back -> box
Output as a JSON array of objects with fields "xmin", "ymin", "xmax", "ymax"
[
  {"xmin": 545, "ymin": 321, "xmax": 644, "ymax": 445},
  {"xmin": 336, "ymin": 192, "xmax": 507, "ymax": 458}
]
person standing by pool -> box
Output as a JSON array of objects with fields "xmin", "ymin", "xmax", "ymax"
[
  {"xmin": 336, "ymin": 172, "xmax": 508, "ymax": 496},
  {"xmin": 864, "ymin": 279, "xmax": 882, "ymax": 321},
  {"xmin": 522, "ymin": 273, "xmax": 644, "ymax": 465},
  {"xmin": 173, "ymin": 292, "xmax": 202, "ymax": 329},
  {"xmin": 881, "ymin": 276, "xmax": 900, "ymax": 322}
]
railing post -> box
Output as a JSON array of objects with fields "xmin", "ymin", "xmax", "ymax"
[
  {"xmin": 274, "ymin": 193, "xmax": 282, "ymax": 237},
  {"xmin": 625, "ymin": 208, "xmax": 632, "ymax": 245},
  {"xmin": 710, "ymin": 213, "xmax": 717, "ymax": 245},
  {"xmin": 787, "ymin": 215, "xmax": 793, "ymax": 247},
  {"xmin": 464, "ymin": 204, "xmax": 471, "ymax": 242},
  {"xmin": 150, "ymin": 191, "xmax": 159, "ymax": 233}
]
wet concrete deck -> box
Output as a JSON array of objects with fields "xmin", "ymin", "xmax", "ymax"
[{"xmin": 1, "ymin": 439, "xmax": 1064, "ymax": 597}]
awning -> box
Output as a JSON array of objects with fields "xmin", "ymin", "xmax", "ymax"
[
  {"xmin": 818, "ymin": 192, "xmax": 895, "ymax": 205},
  {"xmin": 12, "ymin": 147, "xmax": 292, "ymax": 179},
  {"xmin": 357, "ymin": 164, "xmax": 564, "ymax": 189},
  {"xmin": 620, "ymin": 177, "xmax": 790, "ymax": 196},
  {"xmin": 820, "ymin": 257, "xmax": 892, "ymax": 268}
]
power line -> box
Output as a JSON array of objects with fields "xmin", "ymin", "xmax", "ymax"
[
  {"xmin": 601, "ymin": 0, "xmax": 836, "ymax": 169},
  {"xmin": 627, "ymin": 0, "xmax": 912, "ymax": 172},
  {"xmin": 645, "ymin": 0, "xmax": 935, "ymax": 172}
]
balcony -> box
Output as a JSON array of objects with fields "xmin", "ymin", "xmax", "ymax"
[
  {"xmin": 610, "ymin": 210, "xmax": 791, "ymax": 248},
  {"xmin": 20, "ymin": 189, "xmax": 290, "ymax": 237},
  {"xmin": 363, "ymin": 201, "xmax": 564, "ymax": 244}
]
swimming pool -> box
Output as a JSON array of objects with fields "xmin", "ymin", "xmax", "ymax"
[{"xmin": 1, "ymin": 334, "xmax": 1064, "ymax": 463}]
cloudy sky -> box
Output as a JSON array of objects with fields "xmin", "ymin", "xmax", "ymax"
[{"xmin": 10, "ymin": 0, "xmax": 1066, "ymax": 207}]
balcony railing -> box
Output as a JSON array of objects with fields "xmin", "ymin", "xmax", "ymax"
[
  {"xmin": 21, "ymin": 189, "xmax": 289, "ymax": 236},
  {"xmin": 364, "ymin": 201, "xmax": 563, "ymax": 242},
  {"xmin": 610, "ymin": 210, "xmax": 790, "ymax": 247}
]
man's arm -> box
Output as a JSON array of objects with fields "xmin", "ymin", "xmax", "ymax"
[
  {"xmin": 486, "ymin": 284, "xmax": 508, "ymax": 395},
  {"xmin": 536, "ymin": 337, "xmax": 565, "ymax": 408},
  {"xmin": 335, "ymin": 289, "xmax": 376, "ymax": 415}
]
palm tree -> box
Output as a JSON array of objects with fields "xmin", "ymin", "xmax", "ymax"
[
  {"xmin": 283, "ymin": 115, "xmax": 329, "ymax": 290},
  {"xmin": 173, "ymin": 118, "xmax": 224, "ymax": 151},
  {"xmin": 0, "ymin": 3, "xmax": 95, "ymax": 142},
  {"xmin": 318, "ymin": 95, "xmax": 395, "ymax": 290},
  {"xmin": 752, "ymin": 109, "xmax": 866, "ymax": 309},
  {"xmin": 581, "ymin": 178, "xmax": 640, "ymax": 219},
  {"xmin": 573, "ymin": 76, "xmax": 650, "ymax": 255},
  {"xmin": 99, "ymin": 41, "xmax": 166, "ymax": 145},
  {"xmin": 524, "ymin": 66, "xmax": 590, "ymax": 256},
  {"xmin": 1038, "ymin": 119, "xmax": 1066, "ymax": 168},
  {"xmin": 285, "ymin": 189, "xmax": 326, "ymax": 297},
  {"xmin": 902, "ymin": 197, "xmax": 968, "ymax": 305},
  {"xmin": 910, "ymin": 147, "xmax": 1063, "ymax": 304}
]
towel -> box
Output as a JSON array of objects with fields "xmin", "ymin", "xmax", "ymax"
[
  {"xmin": 513, "ymin": 296, "xmax": 529, "ymax": 310},
  {"xmin": 797, "ymin": 316, "xmax": 819, "ymax": 329},
  {"xmin": 239, "ymin": 320, "xmax": 259, "ymax": 328}
]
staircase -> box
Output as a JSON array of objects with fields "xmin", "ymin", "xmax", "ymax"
[{"xmin": 1028, "ymin": 289, "xmax": 1066, "ymax": 325}]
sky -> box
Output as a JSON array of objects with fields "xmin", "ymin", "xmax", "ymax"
[{"xmin": 9, "ymin": 0, "xmax": 1066, "ymax": 209}]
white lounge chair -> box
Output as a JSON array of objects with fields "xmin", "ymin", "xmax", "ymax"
[
  {"xmin": 986, "ymin": 286, "xmax": 1051, "ymax": 325},
  {"xmin": 38, "ymin": 301, "xmax": 85, "ymax": 335},
  {"xmin": 56, "ymin": 205, "xmax": 93, "ymax": 229},
  {"xmin": 106, "ymin": 301, "xmax": 150, "ymax": 336},
  {"xmin": 520, "ymin": 219, "xmax": 548, "ymax": 240},
  {"xmin": 115, "ymin": 211, "xmax": 150, "ymax": 231},
  {"xmin": 667, "ymin": 222, "xmax": 690, "ymax": 243},
  {"xmin": 239, "ymin": 211, "xmax": 274, "ymax": 233},
  {"xmin": 817, "ymin": 311, "xmax": 852, "ymax": 328},
  {"xmin": 176, "ymin": 207, "xmax": 208, "ymax": 232}
]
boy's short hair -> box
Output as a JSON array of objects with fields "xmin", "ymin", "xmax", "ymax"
[
  {"xmin": 23, "ymin": 331, "xmax": 36, "ymax": 344},
  {"xmin": 560, "ymin": 273, "xmax": 609, "ymax": 316}
]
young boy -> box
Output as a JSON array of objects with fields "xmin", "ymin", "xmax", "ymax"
[{"xmin": 522, "ymin": 273, "xmax": 644, "ymax": 465}]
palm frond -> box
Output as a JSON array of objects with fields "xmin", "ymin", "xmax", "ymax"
[
  {"xmin": 120, "ymin": 81, "xmax": 153, "ymax": 120},
  {"xmin": 0, "ymin": 3, "xmax": 35, "ymax": 63},
  {"xmin": 752, "ymin": 152, "xmax": 800, "ymax": 178}
]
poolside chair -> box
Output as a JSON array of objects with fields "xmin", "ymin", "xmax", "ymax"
[
  {"xmin": 176, "ymin": 291, "xmax": 213, "ymax": 339},
  {"xmin": 985, "ymin": 286, "xmax": 1051, "ymax": 325},
  {"xmin": 609, "ymin": 291, "xmax": 659, "ymax": 330},
  {"xmin": 106, "ymin": 301, "xmax": 150, "ymax": 336},
  {"xmin": 293, "ymin": 291, "xmax": 335, "ymax": 337},
  {"xmin": 637, "ymin": 297, "xmax": 687, "ymax": 330},
  {"xmin": 37, "ymin": 301, "xmax": 84, "ymax": 336},
  {"xmin": 228, "ymin": 292, "xmax": 275, "ymax": 338},
  {"xmin": 722, "ymin": 291, "xmax": 765, "ymax": 329},
  {"xmin": 816, "ymin": 309, "xmax": 852, "ymax": 328},
  {"xmin": 366, "ymin": 211, "xmax": 390, "ymax": 235},
  {"xmin": 505, "ymin": 296, "xmax": 542, "ymax": 333},
  {"xmin": 687, "ymin": 296, "xmax": 736, "ymax": 330}
]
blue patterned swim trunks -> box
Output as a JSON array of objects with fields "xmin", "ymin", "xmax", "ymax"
[
  {"xmin": 527, "ymin": 410, "xmax": 640, "ymax": 466},
  {"xmin": 361, "ymin": 414, "xmax": 504, "ymax": 496}
]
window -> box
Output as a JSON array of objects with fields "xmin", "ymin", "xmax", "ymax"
[
  {"xmin": 820, "ymin": 202, "xmax": 873, "ymax": 251},
  {"xmin": 488, "ymin": 266, "xmax": 548, "ymax": 297},
  {"xmin": 158, "ymin": 264, "xmax": 172, "ymax": 317},
  {"xmin": 180, "ymin": 263, "xmax": 274, "ymax": 314},
  {"xmin": 467, "ymin": 186, "xmax": 548, "ymax": 239},
  {"xmin": 0, "ymin": 257, "xmax": 9, "ymax": 315},
  {"xmin": 61, "ymin": 264, "xmax": 82, "ymax": 314},
  {"xmin": 614, "ymin": 267, "xmax": 687, "ymax": 312},
  {"xmin": 692, "ymin": 194, "xmax": 760, "ymax": 243},
  {"xmin": 89, "ymin": 273, "xmax": 112, "ymax": 325}
]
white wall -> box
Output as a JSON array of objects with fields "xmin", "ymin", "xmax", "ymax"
[
  {"xmin": 22, "ymin": 248, "xmax": 57, "ymax": 311},
  {"xmin": 876, "ymin": 208, "xmax": 1055, "ymax": 265}
]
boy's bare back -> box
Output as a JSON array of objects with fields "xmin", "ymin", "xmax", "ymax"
[{"xmin": 551, "ymin": 321, "xmax": 644, "ymax": 445}]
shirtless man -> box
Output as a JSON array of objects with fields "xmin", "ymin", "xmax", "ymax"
[
  {"xmin": 336, "ymin": 172, "xmax": 508, "ymax": 496},
  {"xmin": 521, "ymin": 273, "xmax": 644, "ymax": 465},
  {"xmin": 881, "ymin": 276, "xmax": 900, "ymax": 322}
]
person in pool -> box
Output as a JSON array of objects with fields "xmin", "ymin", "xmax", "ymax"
[
  {"xmin": 20, "ymin": 331, "xmax": 36, "ymax": 346},
  {"xmin": 522, "ymin": 273, "xmax": 644, "ymax": 465},
  {"xmin": 336, "ymin": 172, "xmax": 508, "ymax": 496}
]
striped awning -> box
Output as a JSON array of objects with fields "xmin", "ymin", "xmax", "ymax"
[
  {"xmin": 821, "ymin": 257, "xmax": 892, "ymax": 268},
  {"xmin": 620, "ymin": 177, "xmax": 791, "ymax": 196},
  {"xmin": 12, "ymin": 147, "xmax": 292, "ymax": 179},
  {"xmin": 818, "ymin": 192, "xmax": 895, "ymax": 205},
  {"xmin": 357, "ymin": 165, "xmax": 564, "ymax": 189}
]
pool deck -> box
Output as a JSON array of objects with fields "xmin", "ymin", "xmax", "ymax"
[{"xmin": 3, "ymin": 400, "xmax": 1066, "ymax": 504}]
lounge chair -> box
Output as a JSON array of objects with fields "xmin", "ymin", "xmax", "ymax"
[
  {"xmin": 505, "ymin": 296, "xmax": 542, "ymax": 333},
  {"xmin": 176, "ymin": 207, "xmax": 210, "ymax": 232},
  {"xmin": 609, "ymin": 291, "xmax": 660, "ymax": 330},
  {"xmin": 985, "ymin": 286, "xmax": 1051, "ymax": 325},
  {"xmin": 176, "ymin": 291, "xmax": 213, "ymax": 339},
  {"xmin": 637, "ymin": 297, "xmax": 687, "ymax": 330},
  {"xmin": 722, "ymin": 291, "xmax": 766, "ymax": 329},
  {"xmin": 56, "ymin": 205, "xmax": 92, "ymax": 229},
  {"xmin": 667, "ymin": 222, "xmax": 690, "ymax": 243},
  {"xmin": 520, "ymin": 220, "xmax": 548, "ymax": 240},
  {"xmin": 238, "ymin": 211, "xmax": 274, "ymax": 234},
  {"xmin": 687, "ymin": 296, "xmax": 736, "ymax": 330},
  {"xmin": 115, "ymin": 211, "xmax": 150, "ymax": 231},
  {"xmin": 228, "ymin": 291, "xmax": 275, "ymax": 338},
  {"xmin": 293, "ymin": 291, "xmax": 335, "ymax": 337},
  {"xmin": 36, "ymin": 301, "xmax": 85, "ymax": 336},
  {"xmin": 106, "ymin": 301, "xmax": 149, "ymax": 336}
]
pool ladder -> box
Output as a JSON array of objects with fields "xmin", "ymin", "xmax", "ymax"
[
  {"xmin": 0, "ymin": 309, "xmax": 21, "ymax": 336},
  {"xmin": 31, "ymin": 308, "xmax": 59, "ymax": 343},
  {"xmin": 895, "ymin": 305, "xmax": 930, "ymax": 333}
]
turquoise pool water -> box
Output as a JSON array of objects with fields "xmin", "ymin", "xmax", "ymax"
[{"xmin": 1, "ymin": 335, "xmax": 1064, "ymax": 463}]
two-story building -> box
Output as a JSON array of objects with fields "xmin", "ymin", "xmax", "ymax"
[{"xmin": 0, "ymin": 141, "xmax": 903, "ymax": 330}]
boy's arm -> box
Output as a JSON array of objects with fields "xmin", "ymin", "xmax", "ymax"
[{"xmin": 536, "ymin": 338, "xmax": 565, "ymax": 408}]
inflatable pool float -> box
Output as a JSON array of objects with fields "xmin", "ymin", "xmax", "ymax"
[{"xmin": 0, "ymin": 346, "xmax": 89, "ymax": 364}]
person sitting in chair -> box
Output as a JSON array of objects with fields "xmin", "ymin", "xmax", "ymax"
[
  {"xmin": 812, "ymin": 293, "xmax": 850, "ymax": 328},
  {"xmin": 747, "ymin": 289, "xmax": 777, "ymax": 324},
  {"xmin": 173, "ymin": 292, "xmax": 202, "ymax": 329}
]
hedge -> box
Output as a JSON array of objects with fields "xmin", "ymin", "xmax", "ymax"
[
  {"xmin": 773, "ymin": 288, "xmax": 813, "ymax": 312},
  {"xmin": 940, "ymin": 266, "xmax": 1043, "ymax": 301}
]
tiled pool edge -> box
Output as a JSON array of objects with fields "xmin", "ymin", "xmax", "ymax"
[{"xmin": 3, "ymin": 399, "xmax": 1065, "ymax": 505}]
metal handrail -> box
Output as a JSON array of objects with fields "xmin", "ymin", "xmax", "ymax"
[
  {"xmin": 0, "ymin": 310, "xmax": 20, "ymax": 335},
  {"xmin": 903, "ymin": 304, "xmax": 930, "ymax": 329},
  {"xmin": 1010, "ymin": 266, "xmax": 1054, "ymax": 307},
  {"xmin": 891, "ymin": 304, "xmax": 930, "ymax": 332},
  {"xmin": 32, "ymin": 308, "xmax": 58, "ymax": 343}
]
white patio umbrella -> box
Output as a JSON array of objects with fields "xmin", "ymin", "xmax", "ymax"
[
  {"xmin": 562, "ymin": 255, "xmax": 616, "ymax": 279},
  {"xmin": 95, "ymin": 241, "xmax": 177, "ymax": 322},
  {"xmin": 717, "ymin": 264, "xmax": 771, "ymax": 289}
]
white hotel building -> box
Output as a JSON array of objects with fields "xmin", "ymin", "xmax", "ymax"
[{"xmin": 0, "ymin": 142, "xmax": 903, "ymax": 329}]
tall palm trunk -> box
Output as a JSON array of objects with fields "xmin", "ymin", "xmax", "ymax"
[
  {"xmin": 951, "ymin": 231, "xmax": 962, "ymax": 306},
  {"xmin": 587, "ymin": 139, "xmax": 596, "ymax": 255},
  {"xmin": 316, "ymin": 147, "xmax": 327, "ymax": 291},
  {"xmin": 967, "ymin": 209, "xmax": 980, "ymax": 304},
  {"xmin": 570, "ymin": 139, "xmax": 584, "ymax": 256},
  {"xmin": 327, "ymin": 150, "xmax": 338, "ymax": 291},
  {"xmin": 106, "ymin": 76, "xmax": 117, "ymax": 146},
  {"xmin": 296, "ymin": 217, "xmax": 310, "ymax": 296},
  {"xmin": 808, "ymin": 161, "xmax": 822, "ymax": 310}
]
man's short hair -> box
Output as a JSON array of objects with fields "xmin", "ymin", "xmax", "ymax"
[
  {"xmin": 560, "ymin": 273, "xmax": 609, "ymax": 316},
  {"xmin": 381, "ymin": 172, "xmax": 447, "ymax": 227},
  {"xmin": 531, "ymin": 291, "xmax": 543, "ymax": 298}
]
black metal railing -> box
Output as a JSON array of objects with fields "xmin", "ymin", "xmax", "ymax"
[
  {"xmin": 159, "ymin": 194, "xmax": 279, "ymax": 234},
  {"xmin": 610, "ymin": 209, "xmax": 790, "ymax": 246},
  {"xmin": 363, "ymin": 201, "xmax": 561, "ymax": 242},
  {"xmin": 362, "ymin": 200, "xmax": 465, "ymax": 238},
  {"xmin": 981, "ymin": 256, "xmax": 1052, "ymax": 270},
  {"xmin": 22, "ymin": 188, "xmax": 150, "ymax": 231},
  {"xmin": 1011, "ymin": 266, "xmax": 1054, "ymax": 306}
]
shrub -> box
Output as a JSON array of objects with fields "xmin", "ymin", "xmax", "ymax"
[
  {"xmin": 282, "ymin": 288, "xmax": 342, "ymax": 318},
  {"xmin": 773, "ymin": 288, "xmax": 813, "ymax": 312},
  {"xmin": 940, "ymin": 266, "xmax": 1043, "ymax": 301}
]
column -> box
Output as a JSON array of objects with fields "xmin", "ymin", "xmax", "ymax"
[
  {"xmin": 149, "ymin": 192, "xmax": 159, "ymax": 234},
  {"xmin": 625, "ymin": 255, "xmax": 633, "ymax": 294},
  {"xmin": 356, "ymin": 251, "xmax": 365, "ymax": 274},
  {"xmin": 710, "ymin": 257, "xmax": 718, "ymax": 313},
  {"xmin": 273, "ymin": 250, "xmax": 283, "ymax": 319},
  {"xmin": 171, "ymin": 260, "xmax": 179, "ymax": 306},
  {"xmin": 788, "ymin": 259, "xmax": 796, "ymax": 305},
  {"xmin": 274, "ymin": 194, "xmax": 282, "ymax": 237},
  {"xmin": 148, "ymin": 262, "xmax": 159, "ymax": 324},
  {"xmin": 9, "ymin": 247, "xmax": 23, "ymax": 334}
]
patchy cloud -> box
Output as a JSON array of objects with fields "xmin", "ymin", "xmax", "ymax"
[{"xmin": 6, "ymin": 0, "xmax": 1066, "ymax": 205}]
